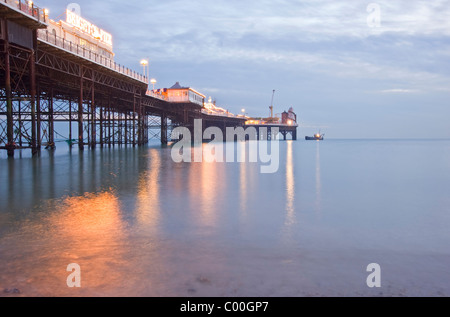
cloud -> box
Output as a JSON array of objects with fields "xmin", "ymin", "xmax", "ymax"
[
  {"xmin": 37, "ymin": 0, "xmax": 450, "ymax": 138},
  {"xmin": 41, "ymin": 0, "xmax": 450, "ymax": 90},
  {"xmin": 379, "ymin": 89, "xmax": 420, "ymax": 94}
]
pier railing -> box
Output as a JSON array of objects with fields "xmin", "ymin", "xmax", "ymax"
[
  {"xmin": 36, "ymin": 29, "xmax": 148, "ymax": 84},
  {"xmin": 201, "ymin": 108, "xmax": 239, "ymax": 118},
  {"xmin": 2, "ymin": 0, "xmax": 47, "ymax": 23},
  {"xmin": 145, "ymin": 90, "xmax": 168, "ymax": 101}
]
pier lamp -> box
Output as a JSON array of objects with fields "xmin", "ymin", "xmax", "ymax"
[
  {"xmin": 241, "ymin": 109, "xmax": 246, "ymax": 117},
  {"xmin": 140, "ymin": 59, "xmax": 149, "ymax": 80},
  {"xmin": 150, "ymin": 78, "xmax": 157, "ymax": 90},
  {"xmin": 44, "ymin": 8, "xmax": 49, "ymax": 16}
]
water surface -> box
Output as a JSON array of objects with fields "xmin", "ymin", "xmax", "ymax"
[{"xmin": 1, "ymin": 139, "xmax": 449, "ymax": 296}]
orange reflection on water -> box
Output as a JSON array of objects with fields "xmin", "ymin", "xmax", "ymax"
[
  {"xmin": 239, "ymin": 142, "xmax": 248, "ymax": 213},
  {"xmin": 188, "ymin": 144, "xmax": 227, "ymax": 227},
  {"xmin": 57, "ymin": 191, "xmax": 122, "ymax": 236},
  {"xmin": 136, "ymin": 149, "xmax": 161, "ymax": 228},
  {"xmin": 49, "ymin": 190, "xmax": 128, "ymax": 293},
  {"xmin": 200, "ymin": 158, "xmax": 219, "ymax": 226}
]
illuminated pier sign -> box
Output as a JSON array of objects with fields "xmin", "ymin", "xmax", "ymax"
[{"xmin": 66, "ymin": 10, "xmax": 113, "ymax": 46}]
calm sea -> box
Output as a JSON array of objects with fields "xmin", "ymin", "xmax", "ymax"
[{"xmin": 1, "ymin": 139, "xmax": 450, "ymax": 296}]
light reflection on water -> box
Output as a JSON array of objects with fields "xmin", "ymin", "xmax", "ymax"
[
  {"xmin": 1, "ymin": 140, "xmax": 450, "ymax": 296},
  {"xmin": 136, "ymin": 149, "xmax": 161, "ymax": 229},
  {"xmin": 285, "ymin": 141, "xmax": 295, "ymax": 226}
]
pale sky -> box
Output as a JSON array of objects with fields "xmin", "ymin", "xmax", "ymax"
[{"xmin": 38, "ymin": 0, "xmax": 450, "ymax": 138}]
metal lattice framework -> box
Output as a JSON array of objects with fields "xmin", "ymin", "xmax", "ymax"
[
  {"xmin": 147, "ymin": 116, "xmax": 175, "ymax": 142},
  {"xmin": 0, "ymin": 5, "xmax": 254, "ymax": 157}
]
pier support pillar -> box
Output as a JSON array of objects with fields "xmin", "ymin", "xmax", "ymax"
[
  {"xmin": 108, "ymin": 97, "xmax": 112, "ymax": 147},
  {"xmin": 132, "ymin": 97, "xmax": 136, "ymax": 146},
  {"xmin": 30, "ymin": 45, "xmax": 38, "ymax": 155},
  {"xmin": 90, "ymin": 84, "xmax": 96, "ymax": 149},
  {"xmin": 68, "ymin": 98, "xmax": 73, "ymax": 148},
  {"xmin": 47, "ymin": 88, "xmax": 55, "ymax": 150},
  {"xmin": 36, "ymin": 85, "xmax": 41, "ymax": 150},
  {"xmin": 139, "ymin": 97, "xmax": 144, "ymax": 146},
  {"xmin": 161, "ymin": 112, "xmax": 168, "ymax": 145},
  {"xmin": 124, "ymin": 111, "xmax": 128, "ymax": 145},
  {"xmin": 5, "ymin": 37, "xmax": 14, "ymax": 157},
  {"xmin": 78, "ymin": 75, "xmax": 84, "ymax": 151}
]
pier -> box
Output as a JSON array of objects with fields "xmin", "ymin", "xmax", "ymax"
[{"xmin": 0, "ymin": 0, "xmax": 297, "ymax": 157}]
